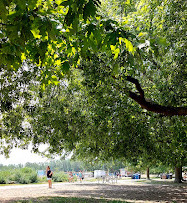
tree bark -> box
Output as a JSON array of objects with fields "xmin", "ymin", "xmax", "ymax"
[
  {"xmin": 146, "ymin": 167, "xmax": 150, "ymax": 179},
  {"xmin": 126, "ymin": 76, "xmax": 187, "ymax": 116},
  {"xmin": 174, "ymin": 166, "xmax": 182, "ymax": 183}
]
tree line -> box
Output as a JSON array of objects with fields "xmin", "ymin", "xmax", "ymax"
[{"xmin": 0, "ymin": 159, "xmax": 174, "ymax": 176}]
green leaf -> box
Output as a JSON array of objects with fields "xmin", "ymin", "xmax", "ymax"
[
  {"xmin": 125, "ymin": 0, "xmax": 131, "ymax": 5},
  {"xmin": 110, "ymin": 45, "xmax": 120, "ymax": 59},
  {"xmin": 113, "ymin": 48, "xmax": 120, "ymax": 59},
  {"xmin": 51, "ymin": 75, "xmax": 60, "ymax": 85},
  {"xmin": 31, "ymin": 28, "xmax": 42, "ymax": 39},
  {"xmin": 83, "ymin": 0, "xmax": 97, "ymax": 20},
  {"xmin": 157, "ymin": 37, "xmax": 169, "ymax": 46},
  {"xmin": 119, "ymin": 38, "xmax": 134, "ymax": 54},
  {"xmin": 62, "ymin": 61, "xmax": 70, "ymax": 73}
]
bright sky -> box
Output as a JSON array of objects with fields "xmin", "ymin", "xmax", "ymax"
[
  {"xmin": 0, "ymin": 145, "xmax": 50, "ymax": 166},
  {"xmin": 0, "ymin": 148, "xmax": 48, "ymax": 166}
]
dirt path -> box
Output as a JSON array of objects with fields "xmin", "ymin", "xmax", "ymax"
[{"xmin": 0, "ymin": 179, "xmax": 186, "ymax": 203}]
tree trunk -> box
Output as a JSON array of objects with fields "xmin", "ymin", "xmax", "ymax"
[
  {"xmin": 146, "ymin": 167, "xmax": 150, "ymax": 179},
  {"xmin": 174, "ymin": 166, "xmax": 182, "ymax": 183}
]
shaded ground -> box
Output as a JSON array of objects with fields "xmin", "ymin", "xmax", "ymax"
[{"xmin": 0, "ymin": 179, "xmax": 186, "ymax": 203}]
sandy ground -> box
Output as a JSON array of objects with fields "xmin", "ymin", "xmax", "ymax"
[{"xmin": 0, "ymin": 179, "xmax": 186, "ymax": 203}]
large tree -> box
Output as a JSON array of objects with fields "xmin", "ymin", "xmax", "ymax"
[{"xmin": 1, "ymin": 0, "xmax": 186, "ymax": 183}]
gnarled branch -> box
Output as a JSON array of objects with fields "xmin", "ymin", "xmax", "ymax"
[{"xmin": 126, "ymin": 76, "xmax": 187, "ymax": 116}]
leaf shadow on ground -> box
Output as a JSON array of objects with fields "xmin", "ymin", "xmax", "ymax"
[
  {"xmin": 53, "ymin": 183, "xmax": 187, "ymax": 203},
  {"xmin": 10, "ymin": 196, "xmax": 129, "ymax": 203}
]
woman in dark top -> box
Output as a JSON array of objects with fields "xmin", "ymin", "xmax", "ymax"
[{"xmin": 46, "ymin": 166, "xmax": 53, "ymax": 188}]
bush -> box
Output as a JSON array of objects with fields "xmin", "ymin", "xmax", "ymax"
[
  {"xmin": 0, "ymin": 168, "xmax": 38, "ymax": 184},
  {"xmin": 52, "ymin": 172, "xmax": 69, "ymax": 182},
  {"xmin": 14, "ymin": 168, "xmax": 38, "ymax": 184},
  {"xmin": 38, "ymin": 176, "xmax": 47, "ymax": 183},
  {"xmin": 0, "ymin": 173, "xmax": 7, "ymax": 184},
  {"xmin": 0, "ymin": 170, "xmax": 12, "ymax": 184},
  {"xmin": 21, "ymin": 167, "xmax": 33, "ymax": 174},
  {"xmin": 14, "ymin": 171, "xmax": 22, "ymax": 183},
  {"xmin": 19, "ymin": 175, "xmax": 31, "ymax": 184},
  {"xmin": 29, "ymin": 172, "xmax": 38, "ymax": 183}
]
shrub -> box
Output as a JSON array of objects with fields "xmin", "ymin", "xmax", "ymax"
[
  {"xmin": 0, "ymin": 173, "xmax": 7, "ymax": 184},
  {"xmin": 0, "ymin": 170, "xmax": 12, "ymax": 184},
  {"xmin": 38, "ymin": 176, "xmax": 47, "ymax": 183},
  {"xmin": 21, "ymin": 167, "xmax": 33, "ymax": 174},
  {"xmin": 52, "ymin": 172, "xmax": 69, "ymax": 182},
  {"xmin": 19, "ymin": 175, "xmax": 31, "ymax": 184},
  {"xmin": 0, "ymin": 168, "xmax": 38, "ymax": 184},
  {"xmin": 29, "ymin": 172, "xmax": 38, "ymax": 183},
  {"xmin": 14, "ymin": 171, "xmax": 22, "ymax": 183},
  {"xmin": 14, "ymin": 168, "xmax": 38, "ymax": 184}
]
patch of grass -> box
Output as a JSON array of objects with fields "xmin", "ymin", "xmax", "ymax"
[
  {"xmin": 0, "ymin": 182, "xmax": 46, "ymax": 187},
  {"xmin": 0, "ymin": 183, "xmax": 20, "ymax": 186},
  {"xmin": 11, "ymin": 196, "xmax": 130, "ymax": 203}
]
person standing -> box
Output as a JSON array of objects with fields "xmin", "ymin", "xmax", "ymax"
[
  {"xmin": 68, "ymin": 171, "xmax": 74, "ymax": 183},
  {"xmin": 46, "ymin": 166, "xmax": 53, "ymax": 188},
  {"xmin": 79, "ymin": 170, "xmax": 84, "ymax": 183}
]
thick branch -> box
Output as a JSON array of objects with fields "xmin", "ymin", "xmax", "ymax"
[
  {"xmin": 126, "ymin": 76, "xmax": 187, "ymax": 116},
  {"xmin": 126, "ymin": 76, "xmax": 144, "ymax": 98}
]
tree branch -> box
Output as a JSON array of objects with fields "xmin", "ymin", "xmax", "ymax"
[
  {"xmin": 126, "ymin": 76, "xmax": 144, "ymax": 98},
  {"xmin": 126, "ymin": 76, "xmax": 187, "ymax": 116}
]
